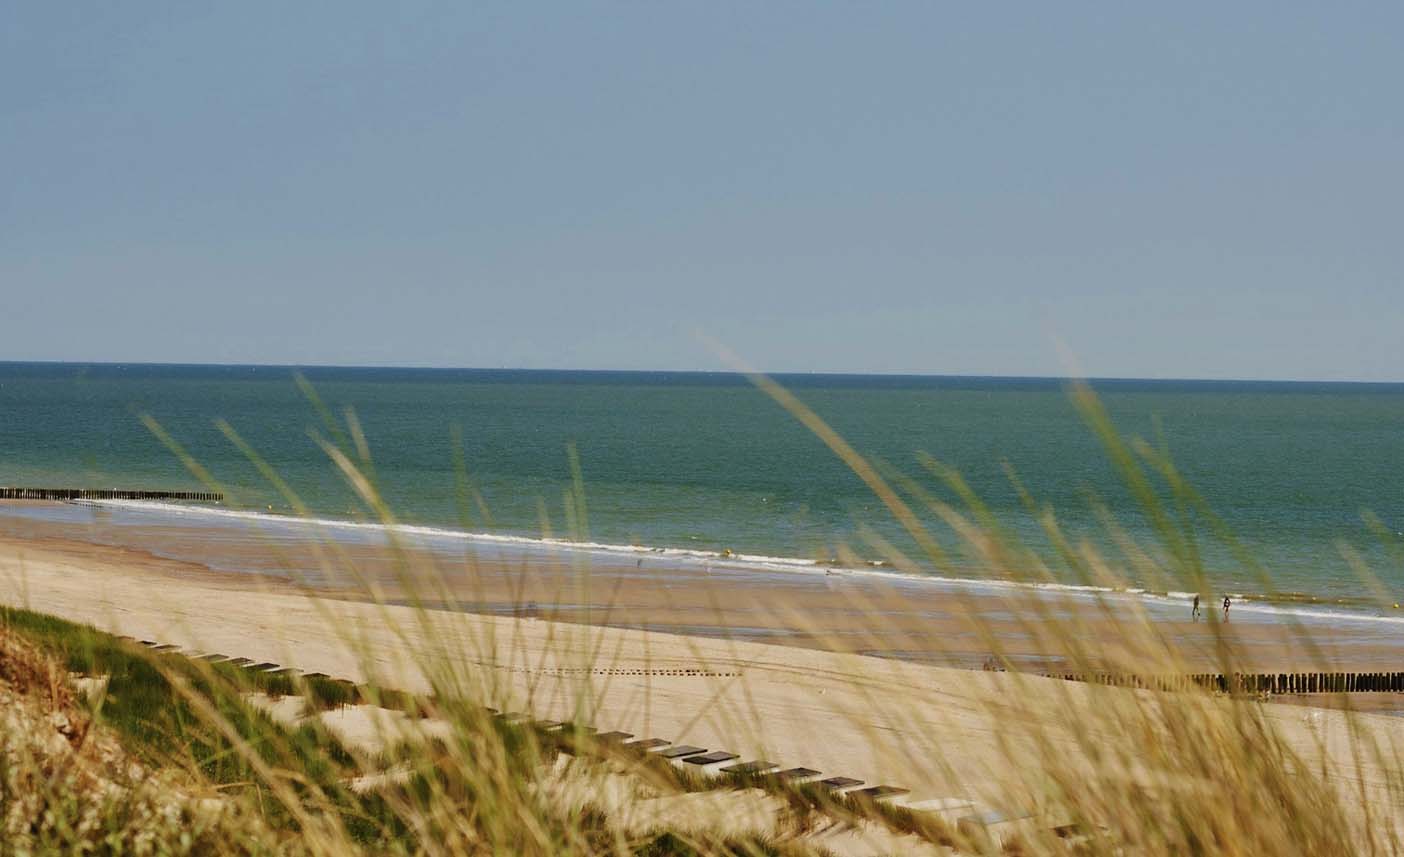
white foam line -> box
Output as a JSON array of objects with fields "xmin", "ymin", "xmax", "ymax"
[{"xmin": 77, "ymin": 498, "xmax": 828, "ymax": 568}]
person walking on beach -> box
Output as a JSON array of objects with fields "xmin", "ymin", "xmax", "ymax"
[
  {"xmin": 1192, "ymin": 594, "xmax": 1201, "ymax": 621},
  {"xmin": 1222, "ymin": 595, "xmax": 1231, "ymax": 622}
]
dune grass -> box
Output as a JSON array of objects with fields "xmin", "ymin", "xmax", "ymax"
[
  {"xmin": 0, "ymin": 603, "xmax": 841, "ymax": 856},
  {"xmin": 0, "ymin": 600, "xmax": 944, "ymax": 855},
  {"xmin": 0, "ymin": 604, "xmax": 424, "ymax": 849}
]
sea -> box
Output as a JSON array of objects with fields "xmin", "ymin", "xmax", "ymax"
[{"xmin": 1, "ymin": 361, "xmax": 1402, "ymax": 623}]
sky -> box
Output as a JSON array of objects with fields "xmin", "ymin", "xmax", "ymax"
[{"xmin": 3, "ymin": 4, "xmax": 1401, "ymax": 381}]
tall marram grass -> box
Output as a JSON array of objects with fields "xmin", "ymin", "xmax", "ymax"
[{"xmin": 2, "ymin": 375, "xmax": 1402, "ymax": 856}]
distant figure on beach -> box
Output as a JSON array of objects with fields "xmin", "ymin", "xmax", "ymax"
[
  {"xmin": 1222, "ymin": 595, "xmax": 1231, "ymax": 621},
  {"xmin": 1192, "ymin": 594, "xmax": 1201, "ymax": 621}
]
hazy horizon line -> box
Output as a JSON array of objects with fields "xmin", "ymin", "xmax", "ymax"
[{"xmin": 2, "ymin": 358, "xmax": 1401, "ymax": 388}]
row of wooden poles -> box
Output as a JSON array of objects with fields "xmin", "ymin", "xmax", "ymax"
[
  {"xmin": 0, "ymin": 487, "xmax": 223, "ymax": 502},
  {"xmin": 1050, "ymin": 671, "xmax": 1404, "ymax": 695}
]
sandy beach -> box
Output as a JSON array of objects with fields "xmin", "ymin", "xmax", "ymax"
[{"xmin": 3, "ymin": 507, "xmax": 1404, "ymax": 832}]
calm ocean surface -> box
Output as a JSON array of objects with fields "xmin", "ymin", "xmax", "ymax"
[{"xmin": 1, "ymin": 362, "xmax": 1402, "ymax": 615}]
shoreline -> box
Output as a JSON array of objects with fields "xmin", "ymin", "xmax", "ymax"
[
  {"xmin": 3, "ymin": 498, "xmax": 1400, "ymax": 630},
  {"xmin": 2, "ymin": 501, "xmax": 1404, "ymax": 675}
]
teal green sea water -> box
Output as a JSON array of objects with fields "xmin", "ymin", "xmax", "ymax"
[{"xmin": 1, "ymin": 362, "xmax": 1401, "ymax": 614}]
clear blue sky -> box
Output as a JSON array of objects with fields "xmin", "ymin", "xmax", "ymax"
[{"xmin": 3, "ymin": 4, "xmax": 1401, "ymax": 380}]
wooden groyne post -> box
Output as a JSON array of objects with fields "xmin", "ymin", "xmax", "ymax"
[
  {"xmin": 0, "ymin": 488, "xmax": 222, "ymax": 502},
  {"xmin": 1048, "ymin": 670, "xmax": 1404, "ymax": 697}
]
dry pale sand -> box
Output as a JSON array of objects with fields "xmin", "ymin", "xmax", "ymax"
[{"xmin": 3, "ymin": 526, "xmax": 1404, "ymax": 831}]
